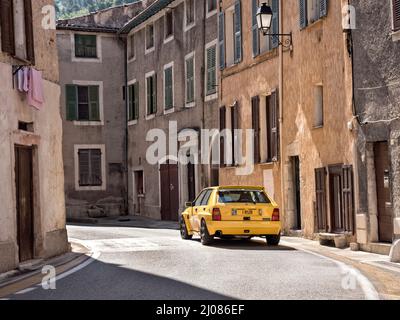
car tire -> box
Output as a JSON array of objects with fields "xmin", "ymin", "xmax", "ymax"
[
  {"xmin": 200, "ymin": 220, "xmax": 214, "ymax": 246},
  {"xmin": 180, "ymin": 217, "xmax": 193, "ymax": 240},
  {"xmin": 266, "ymin": 234, "xmax": 281, "ymax": 246}
]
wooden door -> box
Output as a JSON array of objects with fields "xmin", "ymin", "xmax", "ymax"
[
  {"xmin": 160, "ymin": 163, "xmax": 180, "ymax": 221},
  {"xmin": 329, "ymin": 165, "xmax": 344, "ymax": 233},
  {"xmin": 374, "ymin": 142, "xmax": 393, "ymax": 243},
  {"xmin": 15, "ymin": 145, "xmax": 34, "ymax": 262},
  {"xmin": 293, "ymin": 157, "xmax": 301, "ymax": 230}
]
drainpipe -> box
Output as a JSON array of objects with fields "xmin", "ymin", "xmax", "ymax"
[
  {"xmin": 118, "ymin": 34, "xmax": 129, "ymax": 216},
  {"xmin": 279, "ymin": 0, "xmax": 286, "ymax": 231},
  {"xmin": 201, "ymin": 1, "xmax": 207, "ymax": 188}
]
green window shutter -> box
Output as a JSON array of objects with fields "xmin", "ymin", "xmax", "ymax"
[
  {"xmin": 89, "ymin": 86, "xmax": 100, "ymax": 121},
  {"xmin": 186, "ymin": 58, "xmax": 194, "ymax": 103},
  {"xmin": 134, "ymin": 82, "xmax": 139, "ymax": 120},
  {"xmin": 234, "ymin": 0, "xmax": 242, "ymax": 64},
  {"xmin": 128, "ymin": 85, "xmax": 134, "ymax": 121},
  {"xmin": 218, "ymin": 12, "xmax": 225, "ymax": 70},
  {"xmin": 271, "ymin": 0, "xmax": 280, "ymax": 48},
  {"xmin": 78, "ymin": 149, "xmax": 90, "ymax": 186},
  {"xmin": 299, "ymin": 0, "xmax": 307, "ymax": 29},
  {"xmin": 147, "ymin": 76, "xmax": 157, "ymax": 115},
  {"xmin": 153, "ymin": 75, "xmax": 157, "ymax": 114},
  {"xmin": 207, "ymin": 46, "xmax": 216, "ymax": 95},
  {"xmin": 319, "ymin": 0, "xmax": 328, "ymax": 18},
  {"xmin": 252, "ymin": 0, "xmax": 260, "ymax": 57},
  {"xmin": 164, "ymin": 67, "xmax": 173, "ymax": 110},
  {"xmin": 147, "ymin": 77, "xmax": 151, "ymax": 115},
  {"xmin": 66, "ymin": 85, "xmax": 77, "ymax": 121}
]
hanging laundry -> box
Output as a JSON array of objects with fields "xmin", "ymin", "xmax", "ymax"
[
  {"xmin": 27, "ymin": 67, "xmax": 44, "ymax": 110},
  {"xmin": 23, "ymin": 67, "xmax": 29, "ymax": 92},
  {"xmin": 17, "ymin": 68, "xmax": 25, "ymax": 92}
]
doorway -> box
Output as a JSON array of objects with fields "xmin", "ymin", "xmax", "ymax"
[
  {"xmin": 374, "ymin": 142, "xmax": 393, "ymax": 243},
  {"xmin": 160, "ymin": 162, "xmax": 180, "ymax": 221},
  {"xmin": 15, "ymin": 145, "xmax": 34, "ymax": 262},
  {"xmin": 292, "ymin": 156, "xmax": 302, "ymax": 230},
  {"xmin": 328, "ymin": 165, "xmax": 344, "ymax": 233}
]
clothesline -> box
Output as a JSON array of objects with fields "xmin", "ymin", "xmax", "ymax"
[{"xmin": 14, "ymin": 66, "xmax": 45, "ymax": 110}]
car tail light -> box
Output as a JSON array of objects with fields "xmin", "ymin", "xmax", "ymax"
[
  {"xmin": 212, "ymin": 208, "xmax": 222, "ymax": 221},
  {"xmin": 272, "ymin": 209, "xmax": 280, "ymax": 221}
]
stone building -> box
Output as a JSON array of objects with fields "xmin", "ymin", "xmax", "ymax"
[
  {"xmin": 0, "ymin": 0, "xmax": 68, "ymax": 273},
  {"xmin": 119, "ymin": 0, "xmax": 220, "ymax": 221},
  {"xmin": 56, "ymin": 2, "xmax": 149, "ymax": 220},
  {"xmin": 350, "ymin": 0, "xmax": 400, "ymax": 254}
]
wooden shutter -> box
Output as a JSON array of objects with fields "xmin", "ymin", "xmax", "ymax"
[
  {"xmin": 271, "ymin": 0, "xmax": 280, "ymax": 48},
  {"xmin": 207, "ymin": 46, "xmax": 216, "ymax": 94},
  {"xmin": 234, "ymin": 0, "xmax": 242, "ymax": 64},
  {"xmin": 394, "ymin": 0, "xmax": 400, "ymax": 31},
  {"xmin": 24, "ymin": 0, "xmax": 35, "ymax": 63},
  {"xmin": 186, "ymin": 57, "xmax": 194, "ymax": 103},
  {"xmin": 89, "ymin": 86, "xmax": 100, "ymax": 121},
  {"xmin": 90, "ymin": 149, "xmax": 102, "ymax": 186},
  {"xmin": 128, "ymin": 85, "xmax": 134, "ymax": 121},
  {"xmin": 0, "ymin": 0, "xmax": 15, "ymax": 55},
  {"xmin": 66, "ymin": 85, "xmax": 77, "ymax": 121},
  {"xmin": 164, "ymin": 67, "xmax": 173, "ymax": 110},
  {"xmin": 232, "ymin": 102, "xmax": 240, "ymax": 166},
  {"xmin": 315, "ymin": 167, "xmax": 327, "ymax": 232},
  {"xmin": 252, "ymin": 0, "xmax": 260, "ymax": 57},
  {"xmin": 220, "ymin": 106, "xmax": 226, "ymax": 168},
  {"xmin": 299, "ymin": 0, "xmax": 307, "ymax": 29},
  {"xmin": 78, "ymin": 150, "xmax": 90, "ymax": 186},
  {"xmin": 342, "ymin": 165, "xmax": 354, "ymax": 233},
  {"xmin": 218, "ymin": 12, "xmax": 226, "ymax": 70},
  {"xmin": 252, "ymin": 96, "xmax": 261, "ymax": 164},
  {"xmin": 147, "ymin": 77, "xmax": 151, "ymax": 115},
  {"xmin": 134, "ymin": 82, "xmax": 139, "ymax": 120},
  {"xmin": 153, "ymin": 74, "xmax": 157, "ymax": 114},
  {"xmin": 319, "ymin": 0, "xmax": 328, "ymax": 18},
  {"xmin": 270, "ymin": 90, "xmax": 279, "ymax": 161}
]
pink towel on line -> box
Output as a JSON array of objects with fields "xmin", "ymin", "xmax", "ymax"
[{"xmin": 27, "ymin": 67, "xmax": 44, "ymax": 110}]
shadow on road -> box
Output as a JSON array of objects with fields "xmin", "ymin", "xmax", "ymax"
[{"xmin": 193, "ymin": 238, "xmax": 297, "ymax": 251}]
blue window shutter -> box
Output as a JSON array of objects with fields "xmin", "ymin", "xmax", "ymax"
[
  {"xmin": 299, "ymin": 0, "xmax": 307, "ymax": 29},
  {"xmin": 218, "ymin": 12, "xmax": 225, "ymax": 70},
  {"xmin": 252, "ymin": 0, "xmax": 260, "ymax": 57},
  {"xmin": 234, "ymin": 0, "xmax": 242, "ymax": 64},
  {"xmin": 271, "ymin": 0, "xmax": 279, "ymax": 48},
  {"xmin": 320, "ymin": 0, "xmax": 328, "ymax": 18}
]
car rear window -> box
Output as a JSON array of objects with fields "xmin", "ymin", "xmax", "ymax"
[{"xmin": 218, "ymin": 190, "xmax": 271, "ymax": 204}]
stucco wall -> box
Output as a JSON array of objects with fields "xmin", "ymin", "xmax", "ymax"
[
  {"xmin": 127, "ymin": 0, "xmax": 219, "ymax": 219},
  {"xmin": 57, "ymin": 31, "xmax": 127, "ymax": 219},
  {"xmin": 281, "ymin": 0, "xmax": 355, "ymax": 237}
]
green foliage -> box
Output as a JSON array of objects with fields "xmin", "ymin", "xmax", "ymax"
[{"xmin": 55, "ymin": 0, "xmax": 138, "ymax": 19}]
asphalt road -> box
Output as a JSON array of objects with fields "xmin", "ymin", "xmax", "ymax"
[{"xmin": 7, "ymin": 225, "xmax": 369, "ymax": 300}]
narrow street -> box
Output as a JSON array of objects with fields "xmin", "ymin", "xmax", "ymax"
[{"xmin": 5, "ymin": 225, "xmax": 372, "ymax": 300}]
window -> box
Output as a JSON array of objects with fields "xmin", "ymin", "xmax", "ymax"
[
  {"xmin": 128, "ymin": 81, "xmax": 139, "ymax": 122},
  {"xmin": 218, "ymin": 190, "xmax": 271, "ymax": 204},
  {"xmin": 185, "ymin": 53, "xmax": 195, "ymax": 106},
  {"xmin": 300, "ymin": 0, "xmax": 328, "ymax": 29},
  {"xmin": 265, "ymin": 91, "xmax": 279, "ymax": 162},
  {"xmin": 66, "ymin": 84, "xmax": 101, "ymax": 122},
  {"xmin": 201, "ymin": 190, "xmax": 213, "ymax": 206},
  {"xmin": 222, "ymin": 1, "xmax": 242, "ymax": 67},
  {"xmin": 194, "ymin": 190, "xmax": 207, "ymax": 206},
  {"xmin": 164, "ymin": 10, "xmax": 174, "ymax": 40},
  {"xmin": 0, "ymin": 0, "xmax": 34, "ymax": 62},
  {"xmin": 393, "ymin": 0, "xmax": 400, "ymax": 31},
  {"xmin": 314, "ymin": 85, "xmax": 324, "ymax": 128},
  {"xmin": 185, "ymin": 0, "xmax": 195, "ymax": 29},
  {"xmin": 252, "ymin": 0, "xmax": 274, "ymax": 57},
  {"xmin": 205, "ymin": 43, "xmax": 217, "ymax": 96},
  {"xmin": 146, "ymin": 23, "xmax": 154, "ymax": 51},
  {"xmin": 128, "ymin": 34, "xmax": 135, "ymax": 60},
  {"xmin": 75, "ymin": 34, "xmax": 97, "ymax": 58},
  {"xmin": 163, "ymin": 63, "xmax": 174, "ymax": 112},
  {"xmin": 135, "ymin": 170, "xmax": 144, "ymax": 195},
  {"xmin": 207, "ymin": 0, "xmax": 217, "ymax": 15},
  {"xmin": 78, "ymin": 149, "xmax": 102, "ymax": 187},
  {"xmin": 146, "ymin": 72, "xmax": 157, "ymax": 116}
]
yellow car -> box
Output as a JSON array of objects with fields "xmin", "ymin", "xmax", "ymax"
[{"xmin": 180, "ymin": 186, "xmax": 281, "ymax": 246}]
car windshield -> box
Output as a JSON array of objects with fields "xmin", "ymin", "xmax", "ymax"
[{"xmin": 218, "ymin": 190, "xmax": 271, "ymax": 204}]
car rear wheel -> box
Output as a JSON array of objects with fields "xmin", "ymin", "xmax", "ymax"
[
  {"xmin": 266, "ymin": 234, "xmax": 281, "ymax": 246},
  {"xmin": 180, "ymin": 217, "xmax": 193, "ymax": 240},
  {"xmin": 200, "ymin": 221, "xmax": 214, "ymax": 246}
]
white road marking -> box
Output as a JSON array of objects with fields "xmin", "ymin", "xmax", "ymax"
[
  {"xmin": 15, "ymin": 287, "xmax": 37, "ymax": 295},
  {"xmin": 281, "ymin": 240, "xmax": 380, "ymax": 300}
]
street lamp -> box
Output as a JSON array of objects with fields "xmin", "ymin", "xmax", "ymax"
[{"xmin": 256, "ymin": 3, "xmax": 293, "ymax": 49}]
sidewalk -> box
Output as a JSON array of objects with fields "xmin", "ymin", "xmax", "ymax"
[
  {"xmin": 281, "ymin": 237, "xmax": 400, "ymax": 300},
  {"xmin": 68, "ymin": 215, "xmax": 179, "ymax": 230},
  {"xmin": 0, "ymin": 242, "xmax": 91, "ymax": 299}
]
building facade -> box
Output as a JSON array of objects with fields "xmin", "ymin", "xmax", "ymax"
[
  {"xmin": 0, "ymin": 0, "xmax": 68, "ymax": 273},
  {"xmin": 57, "ymin": 3, "xmax": 148, "ymax": 220},
  {"xmin": 351, "ymin": 0, "xmax": 400, "ymax": 254}
]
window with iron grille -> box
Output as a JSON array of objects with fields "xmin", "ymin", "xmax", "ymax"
[
  {"xmin": 78, "ymin": 149, "xmax": 102, "ymax": 187},
  {"xmin": 75, "ymin": 34, "xmax": 97, "ymax": 58}
]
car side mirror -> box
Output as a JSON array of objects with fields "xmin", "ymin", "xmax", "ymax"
[{"xmin": 185, "ymin": 202, "xmax": 193, "ymax": 208}]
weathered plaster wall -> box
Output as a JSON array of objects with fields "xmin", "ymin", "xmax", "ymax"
[
  {"xmin": 281, "ymin": 0, "xmax": 355, "ymax": 237},
  {"xmin": 219, "ymin": 0, "xmax": 281, "ymax": 206},
  {"xmin": 127, "ymin": 0, "xmax": 219, "ymax": 219},
  {"xmin": 57, "ymin": 32, "xmax": 126, "ymax": 219}
]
